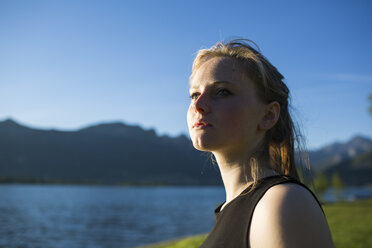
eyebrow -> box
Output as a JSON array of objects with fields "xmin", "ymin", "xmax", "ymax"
[{"xmin": 189, "ymin": 80, "xmax": 233, "ymax": 90}]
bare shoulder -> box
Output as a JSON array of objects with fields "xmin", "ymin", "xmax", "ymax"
[{"xmin": 249, "ymin": 183, "xmax": 334, "ymax": 248}]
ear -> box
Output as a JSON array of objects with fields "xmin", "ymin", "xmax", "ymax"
[{"xmin": 259, "ymin": 101, "xmax": 280, "ymax": 131}]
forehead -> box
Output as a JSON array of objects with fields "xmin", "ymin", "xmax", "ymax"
[{"xmin": 190, "ymin": 56, "xmax": 248, "ymax": 87}]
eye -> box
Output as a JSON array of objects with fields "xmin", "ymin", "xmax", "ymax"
[
  {"xmin": 190, "ymin": 92, "xmax": 200, "ymax": 100},
  {"xmin": 216, "ymin": 88, "xmax": 231, "ymax": 96}
]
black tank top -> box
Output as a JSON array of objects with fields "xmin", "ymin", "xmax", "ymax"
[{"xmin": 199, "ymin": 175, "xmax": 323, "ymax": 248}]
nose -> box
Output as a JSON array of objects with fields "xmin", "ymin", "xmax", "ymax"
[{"xmin": 192, "ymin": 93, "xmax": 210, "ymax": 114}]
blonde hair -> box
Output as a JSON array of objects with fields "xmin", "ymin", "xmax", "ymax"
[{"xmin": 191, "ymin": 39, "xmax": 307, "ymax": 188}]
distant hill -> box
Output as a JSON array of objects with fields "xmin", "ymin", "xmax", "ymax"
[
  {"xmin": 0, "ymin": 118, "xmax": 371, "ymax": 186},
  {"xmin": 322, "ymin": 150, "xmax": 372, "ymax": 186},
  {"xmin": 0, "ymin": 119, "xmax": 221, "ymax": 185},
  {"xmin": 308, "ymin": 135, "xmax": 372, "ymax": 171}
]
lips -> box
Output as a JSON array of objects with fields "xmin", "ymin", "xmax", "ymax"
[{"xmin": 193, "ymin": 120, "xmax": 212, "ymax": 128}]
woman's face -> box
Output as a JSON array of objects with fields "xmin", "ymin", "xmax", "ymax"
[{"xmin": 187, "ymin": 56, "xmax": 266, "ymax": 156}]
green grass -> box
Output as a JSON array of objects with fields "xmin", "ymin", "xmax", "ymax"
[
  {"xmin": 324, "ymin": 199, "xmax": 372, "ymax": 248},
  {"xmin": 138, "ymin": 199, "xmax": 372, "ymax": 248},
  {"xmin": 137, "ymin": 234, "xmax": 207, "ymax": 248}
]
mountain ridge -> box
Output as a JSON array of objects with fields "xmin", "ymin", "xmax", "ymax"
[{"xmin": 0, "ymin": 118, "xmax": 371, "ymax": 186}]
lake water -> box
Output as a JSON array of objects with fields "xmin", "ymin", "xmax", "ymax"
[
  {"xmin": 324, "ymin": 187, "xmax": 372, "ymax": 202},
  {"xmin": 0, "ymin": 184, "xmax": 225, "ymax": 248},
  {"xmin": 2, "ymin": 184, "xmax": 372, "ymax": 248}
]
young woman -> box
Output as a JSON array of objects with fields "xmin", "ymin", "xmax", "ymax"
[{"xmin": 187, "ymin": 40, "xmax": 334, "ymax": 248}]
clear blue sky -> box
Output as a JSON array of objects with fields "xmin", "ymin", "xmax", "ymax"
[{"xmin": 1, "ymin": 0, "xmax": 371, "ymax": 149}]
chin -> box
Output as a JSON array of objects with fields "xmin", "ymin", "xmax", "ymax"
[
  {"xmin": 192, "ymin": 143, "xmax": 212, "ymax": 152},
  {"xmin": 191, "ymin": 136, "xmax": 219, "ymax": 152}
]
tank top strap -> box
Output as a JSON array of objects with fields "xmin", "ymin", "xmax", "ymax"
[
  {"xmin": 246, "ymin": 175, "xmax": 323, "ymax": 212},
  {"xmin": 201, "ymin": 175, "xmax": 323, "ymax": 248},
  {"xmin": 214, "ymin": 175, "xmax": 323, "ymax": 218},
  {"xmin": 243, "ymin": 175, "xmax": 324, "ymax": 248}
]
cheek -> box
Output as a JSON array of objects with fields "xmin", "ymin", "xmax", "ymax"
[
  {"xmin": 222, "ymin": 104, "xmax": 247, "ymax": 123},
  {"xmin": 221, "ymin": 103, "xmax": 260, "ymax": 131},
  {"xmin": 186, "ymin": 105, "xmax": 194, "ymax": 131}
]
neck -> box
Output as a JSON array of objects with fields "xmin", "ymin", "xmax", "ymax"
[{"xmin": 213, "ymin": 151, "xmax": 278, "ymax": 207}]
